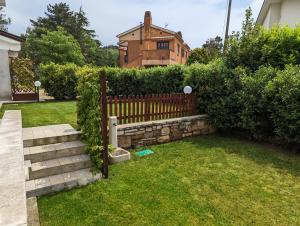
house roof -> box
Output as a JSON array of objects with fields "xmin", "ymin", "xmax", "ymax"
[
  {"xmin": 256, "ymin": 0, "xmax": 282, "ymax": 24},
  {"xmin": 116, "ymin": 23, "xmax": 190, "ymax": 49},
  {"xmin": 0, "ymin": 30, "xmax": 24, "ymax": 42}
]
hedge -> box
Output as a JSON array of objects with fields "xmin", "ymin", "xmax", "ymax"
[
  {"xmin": 76, "ymin": 68, "xmax": 103, "ymax": 169},
  {"xmin": 41, "ymin": 60, "xmax": 300, "ymax": 152},
  {"xmin": 185, "ymin": 62, "xmax": 300, "ymax": 151},
  {"xmin": 226, "ymin": 25, "xmax": 300, "ymax": 71},
  {"xmin": 265, "ymin": 65, "xmax": 300, "ymax": 150},
  {"xmin": 39, "ymin": 63, "xmax": 78, "ymax": 100},
  {"xmin": 39, "ymin": 64, "xmax": 185, "ymax": 99}
]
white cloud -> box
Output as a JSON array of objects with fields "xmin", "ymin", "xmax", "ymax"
[{"xmin": 5, "ymin": 0, "xmax": 264, "ymax": 48}]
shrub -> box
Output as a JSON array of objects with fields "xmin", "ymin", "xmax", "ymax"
[
  {"xmin": 25, "ymin": 27, "xmax": 85, "ymax": 65},
  {"xmin": 41, "ymin": 63, "xmax": 186, "ymax": 99},
  {"xmin": 77, "ymin": 68, "xmax": 102, "ymax": 169},
  {"xmin": 39, "ymin": 63, "xmax": 78, "ymax": 100},
  {"xmin": 237, "ymin": 66, "xmax": 278, "ymax": 139},
  {"xmin": 265, "ymin": 65, "xmax": 300, "ymax": 150},
  {"xmin": 226, "ymin": 25, "xmax": 300, "ymax": 71},
  {"xmin": 184, "ymin": 59, "xmax": 241, "ymax": 130}
]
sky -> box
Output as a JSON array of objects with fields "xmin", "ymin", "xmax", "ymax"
[{"xmin": 4, "ymin": 0, "xmax": 264, "ymax": 48}]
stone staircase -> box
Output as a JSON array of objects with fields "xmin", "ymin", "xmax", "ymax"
[{"xmin": 23, "ymin": 124, "xmax": 101, "ymax": 197}]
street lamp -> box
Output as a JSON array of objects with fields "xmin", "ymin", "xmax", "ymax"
[{"xmin": 34, "ymin": 81, "xmax": 41, "ymax": 102}]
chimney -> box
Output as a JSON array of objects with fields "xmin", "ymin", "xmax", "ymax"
[
  {"xmin": 0, "ymin": 0, "xmax": 6, "ymax": 6},
  {"xmin": 177, "ymin": 31, "xmax": 182, "ymax": 38},
  {"xmin": 144, "ymin": 11, "xmax": 152, "ymax": 39}
]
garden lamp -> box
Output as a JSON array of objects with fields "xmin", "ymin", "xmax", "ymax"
[
  {"xmin": 183, "ymin": 86, "xmax": 192, "ymax": 94},
  {"xmin": 34, "ymin": 80, "xmax": 41, "ymax": 102}
]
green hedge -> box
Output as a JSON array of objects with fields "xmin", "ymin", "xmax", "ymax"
[
  {"xmin": 185, "ymin": 61, "xmax": 300, "ymax": 151},
  {"xmin": 105, "ymin": 65, "xmax": 185, "ymax": 96},
  {"xmin": 42, "ymin": 61, "xmax": 300, "ymax": 151},
  {"xmin": 226, "ymin": 25, "xmax": 300, "ymax": 71},
  {"xmin": 77, "ymin": 68, "xmax": 103, "ymax": 169},
  {"xmin": 39, "ymin": 63, "xmax": 78, "ymax": 100},
  {"xmin": 265, "ymin": 65, "xmax": 300, "ymax": 150},
  {"xmin": 39, "ymin": 64, "xmax": 185, "ymax": 99},
  {"xmin": 184, "ymin": 59, "xmax": 242, "ymax": 130}
]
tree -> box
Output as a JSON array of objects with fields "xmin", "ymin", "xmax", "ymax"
[
  {"xmin": 0, "ymin": 6, "xmax": 11, "ymax": 31},
  {"xmin": 186, "ymin": 48, "xmax": 210, "ymax": 65},
  {"xmin": 241, "ymin": 7, "xmax": 255, "ymax": 38},
  {"xmin": 28, "ymin": 3, "xmax": 102, "ymax": 65},
  {"xmin": 202, "ymin": 36, "xmax": 223, "ymax": 58},
  {"xmin": 224, "ymin": 7, "xmax": 258, "ymax": 70},
  {"xmin": 187, "ymin": 36, "xmax": 223, "ymax": 65},
  {"xmin": 25, "ymin": 27, "xmax": 85, "ymax": 65}
]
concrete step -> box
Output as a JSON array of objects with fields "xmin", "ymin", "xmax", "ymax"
[
  {"xmin": 24, "ymin": 141, "xmax": 85, "ymax": 163},
  {"xmin": 26, "ymin": 169, "xmax": 102, "ymax": 197},
  {"xmin": 28, "ymin": 154, "xmax": 92, "ymax": 180},
  {"xmin": 23, "ymin": 124, "xmax": 81, "ymax": 147}
]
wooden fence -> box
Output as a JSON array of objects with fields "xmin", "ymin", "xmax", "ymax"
[{"xmin": 107, "ymin": 93, "xmax": 197, "ymax": 125}]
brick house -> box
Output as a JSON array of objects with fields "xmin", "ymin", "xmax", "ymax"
[{"xmin": 117, "ymin": 11, "xmax": 190, "ymax": 68}]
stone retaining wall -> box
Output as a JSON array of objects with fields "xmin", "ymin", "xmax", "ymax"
[{"xmin": 117, "ymin": 115, "xmax": 215, "ymax": 149}]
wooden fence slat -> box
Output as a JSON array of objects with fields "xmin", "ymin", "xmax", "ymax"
[
  {"xmin": 128, "ymin": 95, "xmax": 131, "ymax": 124},
  {"xmin": 119, "ymin": 95, "xmax": 122, "ymax": 124},
  {"xmin": 107, "ymin": 93, "xmax": 197, "ymax": 125}
]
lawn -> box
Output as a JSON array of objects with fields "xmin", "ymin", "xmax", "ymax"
[
  {"xmin": 38, "ymin": 135, "xmax": 300, "ymax": 226},
  {"xmin": 0, "ymin": 101, "xmax": 77, "ymax": 128}
]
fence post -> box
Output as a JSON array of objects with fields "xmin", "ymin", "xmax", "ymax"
[{"xmin": 100, "ymin": 70, "xmax": 108, "ymax": 179}]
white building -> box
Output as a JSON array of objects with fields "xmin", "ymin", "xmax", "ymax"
[
  {"xmin": 257, "ymin": 0, "xmax": 300, "ymax": 28},
  {"xmin": 0, "ymin": 31, "xmax": 22, "ymax": 100}
]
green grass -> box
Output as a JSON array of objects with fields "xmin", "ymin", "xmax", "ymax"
[
  {"xmin": 0, "ymin": 101, "xmax": 77, "ymax": 128},
  {"xmin": 38, "ymin": 135, "xmax": 300, "ymax": 226}
]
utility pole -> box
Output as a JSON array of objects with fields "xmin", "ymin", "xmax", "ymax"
[{"xmin": 223, "ymin": 0, "xmax": 232, "ymax": 53}]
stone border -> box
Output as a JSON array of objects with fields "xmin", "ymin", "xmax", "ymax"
[
  {"xmin": 27, "ymin": 197, "xmax": 40, "ymax": 226},
  {"xmin": 117, "ymin": 115, "xmax": 215, "ymax": 149},
  {"xmin": 0, "ymin": 110, "xmax": 27, "ymax": 226}
]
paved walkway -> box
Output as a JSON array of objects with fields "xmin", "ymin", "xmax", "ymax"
[{"xmin": 0, "ymin": 111, "xmax": 27, "ymax": 226}]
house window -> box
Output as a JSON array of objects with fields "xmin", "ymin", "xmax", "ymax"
[
  {"xmin": 177, "ymin": 44, "xmax": 180, "ymax": 56},
  {"xmin": 157, "ymin": 41, "xmax": 169, "ymax": 50}
]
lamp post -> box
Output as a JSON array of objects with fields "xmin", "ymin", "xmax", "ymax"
[{"xmin": 34, "ymin": 81, "xmax": 41, "ymax": 102}]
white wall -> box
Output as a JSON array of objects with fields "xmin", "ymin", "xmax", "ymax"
[
  {"xmin": 0, "ymin": 36, "xmax": 21, "ymax": 100},
  {"xmin": 0, "ymin": 50, "xmax": 11, "ymax": 99},
  {"xmin": 0, "ymin": 36, "xmax": 21, "ymax": 51},
  {"xmin": 280, "ymin": 0, "xmax": 300, "ymax": 27},
  {"xmin": 262, "ymin": 3, "xmax": 281, "ymax": 28},
  {"xmin": 263, "ymin": 7, "xmax": 272, "ymax": 28},
  {"xmin": 262, "ymin": 0, "xmax": 300, "ymax": 28}
]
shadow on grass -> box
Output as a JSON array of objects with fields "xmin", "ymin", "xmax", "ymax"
[{"xmin": 184, "ymin": 134, "xmax": 300, "ymax": 177}]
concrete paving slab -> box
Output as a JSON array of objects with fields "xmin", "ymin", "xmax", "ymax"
[{"xmin": 0, "ymin": 110, "xmax": 27, "ymax": 226}]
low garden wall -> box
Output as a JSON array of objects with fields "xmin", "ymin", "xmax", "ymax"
[{"xmin": 117, "ymin": 115, "xmax": 215, "ymax": 149}]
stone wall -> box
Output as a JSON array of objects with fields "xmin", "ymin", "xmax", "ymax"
[{"xmin": 117, "ymin": 115, "xmax": 215, "ymax": 149}]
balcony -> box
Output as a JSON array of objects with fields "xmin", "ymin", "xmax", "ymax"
[
  {"xmin": 142, "ymin": 59, "xmax": 176, "ymax": 66},
  {"xmin": 142, "ymin": 49, "xmax": 176, "ymax": 66}
]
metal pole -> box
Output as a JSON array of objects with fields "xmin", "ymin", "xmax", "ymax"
[
  {"xmin": 37, "ymin": 87, "xmax": 40, "ymax": 103},
  {"xmin": 223, "ymin": 0, "xmax": 232, "ymax": 53},
  {"xmin": 100, "ymin": 70, "xmax": 109, "ymax": 179}
]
